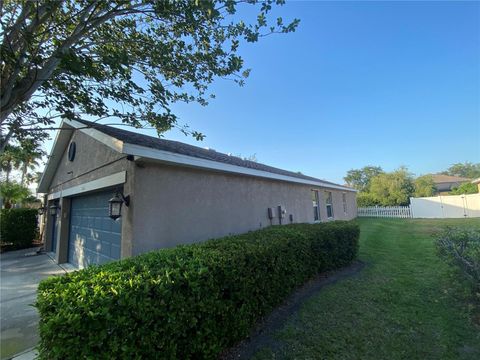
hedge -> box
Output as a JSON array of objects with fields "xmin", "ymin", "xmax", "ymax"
[
  {"xmin": 36, "ymin": 221, "xmax": 359, "ymax": 359},
  {"xmin": 0, "ymin": 208, "xmax": 38, "ymax": 250}
]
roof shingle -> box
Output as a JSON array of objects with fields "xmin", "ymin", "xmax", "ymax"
[
  {"xmin": 429, "ymin": 174, "xmax": 471, "ymax": 183},
  {"xmin": 76, "ymin": 119, "xmax": 350, "ymax": 190}
]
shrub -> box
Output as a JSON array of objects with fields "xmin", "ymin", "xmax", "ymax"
[
  {"xmin": 435, "ymin": 226, "xmax": 480, "ymax": 291},
  {"xmin": 0, "ymin": 182, "xmax": 31, "ymax": 208},
  {"xmin": 356, "ymin": 192, "xmax": 379, "ymax": 207},
  {"xmin": 450, "ymin": 182, "xmax": 478, "ymax": 195},
  {"xmin": 36, "ymin": 221, "xmax": 359, "ymax": 360},
  {"xmin": 0, "ymin": 208, "xmax": 38, "ymax": 249}
]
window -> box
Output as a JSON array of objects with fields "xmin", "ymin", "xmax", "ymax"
[
  {"xmin": 342, "ymin": 193, "xmax": 347, "ymax": 214},
  {"xmin": 325, "ymin": 191, "xmax": 334, "ymax": 219},
  {"xmin": 312, "ymin": 190, "xmax": 320, "ymax": 221}
]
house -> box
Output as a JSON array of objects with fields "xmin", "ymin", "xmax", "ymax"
[
  {"xmin": 430, "ymin": 174, "xmax": 471, "ymax": 194},
  {"xmin": 37, "ymin": 119, "xmax": 357, "ymax": 269}
]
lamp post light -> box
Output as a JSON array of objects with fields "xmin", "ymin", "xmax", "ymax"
[{"xmin": 108, "ymin": 192, "xmax": 130, "ymax": 220}]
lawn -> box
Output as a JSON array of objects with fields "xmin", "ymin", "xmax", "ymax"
[{"xmin": 252, "ymin": 218, "xmax": 480, "ymax": 360}]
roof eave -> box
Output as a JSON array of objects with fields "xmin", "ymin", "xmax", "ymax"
[
  {"xmin": 38, "ymin": 119, "xmax": 356, "ymax": 194},
  {"xmin": 124, "ymin": 143, "xmax": 356, "ymax": 192},
  {"xmin": 37, "ymin": 120, "xmax": 75, "ymax": 193}
]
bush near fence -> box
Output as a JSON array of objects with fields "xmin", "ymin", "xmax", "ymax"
[
  {"xmin": 435, "ymin": 226, "xmax": 480, "ymax": 292},
  {"xmin": 36, "ymin": 221, "xmax": 360, "ymax": 360},
  {"xmin": 0, "ymin": 208, "xmax": 38, "ymax": 250}
]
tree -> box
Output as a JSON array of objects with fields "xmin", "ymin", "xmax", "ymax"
[
  {"xmin": 344, "ymin": 166, "xmax": 384, "ymax": 192},
  {"xmin": 0, "ymin": 138, "xmax": 43, "ymax": 186},
  {"xmin": 0, "ymin": 144, "xmax": 21, "ymax": 183},
  {"xmin": 414, "ymin": 175, "xmax": 436, "ymax": 197},
  {"xmin": 356, "ymin": 192, "xmax": 379, "ymax": 207},
  {"xmin": 442, "ymin": 162, "xmax": 480, "ymax": 179},
  {"xmin": 0, "ymin": 181, "xmax": 30, "ymax": 208},
  {"xmin": 368, "ymin": 167, "xmax": 414, "ymax": 206},
  {"xmin": 450, "ymin": 182, "xmax": 478, "ymax": 195},
  {"xmin": 15, "ymin": 138, "xmax": 45, "ymax": 186},
  {"xmin": 0, "ymin": 0, "xmax": 299, "ymax": 151}
]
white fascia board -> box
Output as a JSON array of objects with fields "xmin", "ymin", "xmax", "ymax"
[
  {"xmin": 123, "ymin": 143, "xmax": 356, "ymax": 192},
  {"xmin": 37, "ymin": 121, "xmax": 74, "ymax": 193},
  {"xmin": 63, "ymin": 119, "xmax": 124, "ymax": 152},
  {"xmin": 47, "ymin": 190, "xmax": 62, "ymax": 200},
  {"xmin": 47, "ymin": 171, "xmax": 126, "ymax": 200}
]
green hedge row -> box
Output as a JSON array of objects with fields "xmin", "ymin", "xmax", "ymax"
[
  {"xmin": 0, "ymin": 208, "xmax": 38, "ymax": 249},
  {"xmin": 36, "ymin": 221, "xmax": 360, "ymax": 359}
]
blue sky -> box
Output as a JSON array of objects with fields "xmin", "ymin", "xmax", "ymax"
[{"xmin": 45, "ymin": 1, "xmax": 480, "ymax": 184}]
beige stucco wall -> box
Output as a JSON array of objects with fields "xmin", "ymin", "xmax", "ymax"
[
  {"xmin": 131, "ymin": 162, "xmax": 357, "ymax": 256},
  {"xmin": 317, "ymin": 189, "xmax": 357, "ymax": 221}
]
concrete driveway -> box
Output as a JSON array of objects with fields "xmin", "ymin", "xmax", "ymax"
[{"xmin": 0, "ymin": 248, "xmax": 66, "ymax": 360}]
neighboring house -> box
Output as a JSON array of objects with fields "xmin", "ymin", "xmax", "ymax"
[
  {"xmin": 429, "ymin": 174, "xmax": 471, "ymax": 194},
  {"xmin": 38, "ymin": 119, "xmax": 357, "ymax": 269}
]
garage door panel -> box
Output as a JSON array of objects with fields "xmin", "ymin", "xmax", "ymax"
[
  {"xmin": 69, "ymin": 191, "xmax": 122, "ymax": 268},
  {"xmin": 98, "ymin": 238, "xmax": 110, "ymax": 254},
  {"xmin": 111, "ymin": 244, "xmax": 121, "ymax": 259},
  {"xmin": 111, "ymin": 219, "xmax": 122, "ymax": 232},
  {"xmin": 101, "ymin": 218, "xmax": 112, "ymax": 231}
]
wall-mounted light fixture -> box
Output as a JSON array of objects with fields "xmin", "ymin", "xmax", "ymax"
[
  {"xmin": 49, "ymin": 203, "xmax": 59, "ymax": 216},
  {"xmin": 108, "ymin": 192, "xmax": 130, "ymax": 220}
]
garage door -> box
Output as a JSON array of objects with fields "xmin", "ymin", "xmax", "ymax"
[{"xmin": 68, "ymin": 191, "xmax": 122, "ymax": 268}]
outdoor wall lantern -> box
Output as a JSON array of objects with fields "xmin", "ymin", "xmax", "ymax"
[
  {"xmin": 49, "ymin": 204, "xmax": 59, "ymax": 216},
  {"xmin": 108, "ymin": 192, "xmax": 130, "ymax": 220}
]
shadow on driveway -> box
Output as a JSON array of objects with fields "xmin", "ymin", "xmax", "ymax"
[{"xmin": 1, "ymin": 248, "xmax": 66, "ymax": 360}]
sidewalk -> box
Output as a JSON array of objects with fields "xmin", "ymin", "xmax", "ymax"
[
  {"xmin": 0, "ymin": 248, "xmax": 65, "ymax": 360},
  {"xmin": 9, "ymin": 349, "xmax": 37, "ymax": 360}
]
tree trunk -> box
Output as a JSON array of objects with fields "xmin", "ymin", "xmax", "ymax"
[
  {"xmin": 21, "ymin": 163, "xmax": 27, "ymax": 186},
  {"xmin": 0, "ymin": 127, "xmax": 15, "ymax": 153}
]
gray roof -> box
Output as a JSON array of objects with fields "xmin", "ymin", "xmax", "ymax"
[
  {"xmin": 429, "ymin": 174, "xmax": 471, "ymax": 184},
  {"xmin": 76, "ymin": 119, "xmax": 351, "ymax": 190}
]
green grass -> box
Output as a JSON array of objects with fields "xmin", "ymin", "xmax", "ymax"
[{"xmin": 253, "ymin": 218, "xmax": 480, "ymax": 360}]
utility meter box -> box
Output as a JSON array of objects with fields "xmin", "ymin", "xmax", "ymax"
[
  {"xmin": 278, "ymin": 205, "xmax": 286, "ymax": 218},
  {"xmin": 267, "ymin": 207, "xmax": 276, "ymax": 219}
]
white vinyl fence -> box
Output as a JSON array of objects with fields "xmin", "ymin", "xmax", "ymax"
[
  {"xmin": 358, "ymin": 206, "xmax": 412, "ymax": 218},
  {"xmin": 358, "ymin": 193, "xmax": 480, "ymax": 219},
  {"xmin": 410, "ymin": 193, "xmax": 480, "ymax": 218}
]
